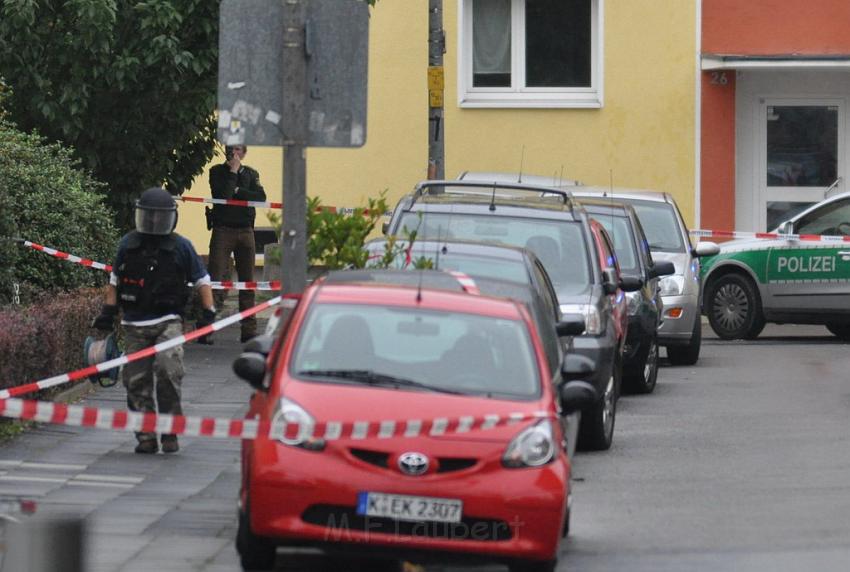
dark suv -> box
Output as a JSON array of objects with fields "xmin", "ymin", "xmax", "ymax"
[
  {"xmin": 577, "ymin": 198, "xmax": 675, "ymax": 394},
  {"xmin": 384, "ymin": 180, "xmax": 639, "ymax": 451}
]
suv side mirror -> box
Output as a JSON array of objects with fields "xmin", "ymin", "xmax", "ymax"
[
  {"xmin": 555, "ymin": 314, "xmax": 585, "ymax": 337},
  {"xmin": 381, "ymin": 222, "xmax": 389, "ymax": 235},
  {"xmin": 777, "ymin": 220, "xmax": 794, "ymax": 235},
  {"xmin": 619, "ymin": 276, "xmax": 643, "ymax": 292},
  {"xmin": 693, "ymin": 241, "xmax": 720, "ymax": 257},
  {"xmin": 232, "ymin": 352, "xmax": 268, "ymax": 390},
  {"xmin": 561, "ymin": 354, "xmax": 595, "ymax": 379},
  {"xmin": 648, "ymin": 260, "xmax": 675, "ymax": 279},
  {"xmin": 559, "ymin": 380, "xmax": 598, "ymax": 414}
]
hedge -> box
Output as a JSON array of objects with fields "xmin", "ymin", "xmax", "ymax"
[
  {"xmin": 0, "ymin": 287, "xmax": 105, "ymax": 394},
  {"xmin": 0, "ymin": 116, "xmax": 118, "ymax": 305}
]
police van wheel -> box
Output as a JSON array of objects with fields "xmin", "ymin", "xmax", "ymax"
[
  {"xmin": 707, "ymin": 274, "xmax": 765, "ymax": 340},
  {"xmin": 826, "ymin": 323, "xmax": 850, "ymax": 341}
]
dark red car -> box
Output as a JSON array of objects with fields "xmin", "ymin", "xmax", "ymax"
[{"xmin": 234, "ymin": 271, "xmax": 596, "ymax": 572}]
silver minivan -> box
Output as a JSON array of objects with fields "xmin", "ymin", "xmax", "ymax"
[{"xmin": 571, "ymin": 188, "xmax": 719, "ymax": 365}]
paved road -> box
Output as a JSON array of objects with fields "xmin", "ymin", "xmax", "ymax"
[
  {"xmin": 566, "ymin": 324, "xmax": 850, "ymax": 572},
  {"xmin": 1, "ymin": 323, "xmax": 849, "ymax": 571}
]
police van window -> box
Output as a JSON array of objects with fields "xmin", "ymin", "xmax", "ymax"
[{"xmin": 795, "ymin": 199, "xmax": 850, "ymax": 236}]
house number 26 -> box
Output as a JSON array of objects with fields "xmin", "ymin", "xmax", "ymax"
[{"xmin": 710, "ymin": 71, "xmax": 728, "ymax": 85}]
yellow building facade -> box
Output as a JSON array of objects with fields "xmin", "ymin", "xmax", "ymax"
[{"xmin": 178, "ymin": 0, "xmax": 698, "ymax": 255}]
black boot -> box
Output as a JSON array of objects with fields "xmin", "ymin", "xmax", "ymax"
[
  {"xmin": 135, "ymin": 439, "xmax": 158, "ymax": 454},
  {"xmin": 161, "ymin": 434, "xmax": 179, "ymax": 454}
]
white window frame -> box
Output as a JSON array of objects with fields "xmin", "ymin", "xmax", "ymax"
[{"xmin": 457, "ymin": 0, "xmax": 604, "ymax": 109}]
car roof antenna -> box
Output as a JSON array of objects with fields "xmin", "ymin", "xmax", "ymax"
[
  {"xmin": 489, "ymin": 184, "xmax": 497, "ymax": 211},
  {"xmin": 435, "ymin": 223, "xmax": 445, "ymax": 269},
  {"xmin": 518, "ymin": 145, "xmax": 525, "ymax": 183},
  {"xmin": 609, "ymin": 169, "xmax": 617, "ymax": 264}
]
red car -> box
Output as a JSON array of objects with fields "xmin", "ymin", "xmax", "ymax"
[{"xmin": 234, "ymin": 270, "xmax": 596, "ymax": 572}]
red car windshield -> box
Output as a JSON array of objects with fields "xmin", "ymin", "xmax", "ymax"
[{"xmin": 290, "ymin": 303, "xmax": 540, "ymax": 399}]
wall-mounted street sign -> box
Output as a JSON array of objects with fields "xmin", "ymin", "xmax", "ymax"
[{"xmin": 217, "ymin": 0, "xmax": 369, "ymax": 148}]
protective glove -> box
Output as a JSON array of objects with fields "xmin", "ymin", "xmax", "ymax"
[
  {"xmin": 91, "ymin": 304, "xmax": 118, "ymax": 332},
  {"xmin": 196, "ymin": 308, "xmax": 216, "ymax": 345}
]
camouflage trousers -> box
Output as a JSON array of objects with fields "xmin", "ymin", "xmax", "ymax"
[{"xmin": 122, "ymin": 319, "xmax": 185, "ymax": 444}]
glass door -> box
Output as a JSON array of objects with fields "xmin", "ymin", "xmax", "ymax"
[{"xmin": 760, "ymin": 100, "xmax": 844, "ymax": 231}]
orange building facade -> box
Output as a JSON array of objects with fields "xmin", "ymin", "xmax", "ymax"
[{"xmin": 701, "ymin": 0, "xmax": 850, "ymax": 232}]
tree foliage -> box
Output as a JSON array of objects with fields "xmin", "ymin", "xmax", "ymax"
[
  {"xmin": 0, "ymin": 0, "xmax": 220, "ymax": 230},
  {"xmin": 0, "ymin": 109, "xmax": 118, "ymax": 304}
]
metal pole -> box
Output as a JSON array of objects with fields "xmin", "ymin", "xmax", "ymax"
[
  {"xmin": 281, "ymin": 0, "xmax": 308, "ymax": 296},
  {"xmin": 427, "ymin": 0, "xmax": 446, "ymax": 180}
]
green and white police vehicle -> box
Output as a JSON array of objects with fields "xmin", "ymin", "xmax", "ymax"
[{"xmin": 701, "ymin": 192, "xmax": 850, "ymax": 340}]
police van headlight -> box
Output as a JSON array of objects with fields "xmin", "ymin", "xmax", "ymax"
[
  {"xmin": 659, "ymin": 275, "xmax": 685, "ymax": 297},
  {"xmin": 560, "ymin": 304, "xmax": 603, "ymax": 335}
]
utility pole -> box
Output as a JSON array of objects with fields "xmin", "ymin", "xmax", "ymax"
[
  {"xmin": 281, "ymin": 0, "xmax": 308, "ymax": 296},
  {"xmin": 427, "ymin": 0, "xmax": 446, "ymax": 180}
]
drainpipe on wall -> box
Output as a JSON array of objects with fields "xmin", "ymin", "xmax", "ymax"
[{"xmin": 428, "ymin": 0, "xmax": 446, "ymax": 180}]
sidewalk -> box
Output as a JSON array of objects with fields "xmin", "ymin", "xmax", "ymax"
[{"xmin": 0, "ymin": 310, "xmax": 264, "ymax": 571}]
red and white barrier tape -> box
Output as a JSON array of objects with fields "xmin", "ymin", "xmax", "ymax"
[
  {"xmin": 212, "ymin": 280, "xmax": 281, "ymax": 291},
  {"xmin": 179, "ymin": 196, "xmax": 388, "ymax": 216},
  {"xmin": 0, "ymin": 297, "xmax": 281, "ymax": 399},
  {"xmin": 180, "ymin": 195, "xmax": 282, "ymax": 209},
  {"xmin": 0, "ymin": 397, "xmax": 549, "ymax": 442},
  {"xmin": 23, "ymin": 241, "xmax": 113, "ymax": 272},
  {"xmin": 18, "ymin": 240, "xmax": 280, "ymax": 290},
  {"xmin": 690, "ymin": 229, "xmax": 850, "ymax": 243},
  {"xmin": 447, "ymin": 271, "xmax": 480, "ymax": 295}
]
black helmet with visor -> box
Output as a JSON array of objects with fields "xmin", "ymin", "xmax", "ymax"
[{"xmin": 135, "ymin": 187, "xmax": 177, "ymax": 235}]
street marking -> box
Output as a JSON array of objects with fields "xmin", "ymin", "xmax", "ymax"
[
  {"xmin": 0, "ymin": 475, "xmax": 66, "ymax": 484},
  {"xmin": 0, "ymin": 461, "xmax": 86, "ymax": 472},
  {"xmin": 72, "ymin": 474, "xmax": 144, "ymax": 484}
]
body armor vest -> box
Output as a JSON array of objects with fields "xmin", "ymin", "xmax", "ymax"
[{"xmin": 117, "ymin": 232, "xmax": 189, "ymax": 316}]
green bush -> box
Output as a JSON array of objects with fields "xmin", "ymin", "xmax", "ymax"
[
  {"xmin": 266, "ymin": 192, "xmax": 390, "ymax": 270},
  {"xmin": 0, "ymin": 287, "xmax": 104, "ymax": 394},
  {"xmin": 0, "ymin": 117, "xmax": 118, "ymax": 304}
]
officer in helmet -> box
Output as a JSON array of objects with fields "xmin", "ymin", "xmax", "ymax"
[{"xmin": 93, "ymin": 187, "xmax": 216, "ymax": 454}]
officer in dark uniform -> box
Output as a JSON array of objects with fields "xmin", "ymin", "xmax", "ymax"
[
  {"xmin": 93, "ymin": 187, "xmax": 216, "ymax": 454},
  {"xmin": 207, "ymin": 144, "xmax": 266, "ymax": 343}
]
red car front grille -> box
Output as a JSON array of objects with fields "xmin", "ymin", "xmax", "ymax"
[{"xmin": 349, "ymin": 448, "xmax": 477, "ymax": 473}]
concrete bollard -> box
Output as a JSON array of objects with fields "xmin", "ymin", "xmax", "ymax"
[{"xmin": 2, "ymin": 515, "xmax": 85, "ymax": 572}]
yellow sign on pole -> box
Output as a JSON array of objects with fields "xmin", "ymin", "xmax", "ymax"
[{"xmin": 428, "ymin": 66, "xmax": 444, "ymax": 108}]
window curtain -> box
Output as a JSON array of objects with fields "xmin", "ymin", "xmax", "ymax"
[{"xmin": 473, "ymin": 0, "xmax": 511, "ymax": 77}]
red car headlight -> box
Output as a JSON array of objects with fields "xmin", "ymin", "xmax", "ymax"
[
  {"xmin": 271, "ymin": 397, "xmax": 326, "ymax": 451},
  {"xmin": 502, "ymin": 419, "xmax": 555, "ymax": 468}
]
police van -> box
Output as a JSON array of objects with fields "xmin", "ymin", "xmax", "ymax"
[{"xmin": 701, "ymin": 192, "xmax": 850, "ymax": 340}]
